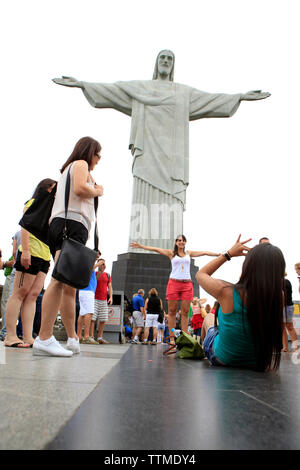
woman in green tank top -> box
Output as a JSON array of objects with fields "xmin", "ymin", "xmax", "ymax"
[{"xmin": 196, "ymin": 235, "xmax": 285, "ymax": 372}]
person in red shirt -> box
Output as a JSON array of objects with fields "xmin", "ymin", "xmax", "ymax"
[
  {"xmin": 190, "ymin": 298, "xmax": 206, "ymax": 343},
  {"xmin": 90, "ymin": 258, "xmax": 113, "ymax": 344}
]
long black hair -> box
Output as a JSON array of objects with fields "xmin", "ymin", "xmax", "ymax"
[
  {"xmin": 31, "ymin": 178, "xmax": 57, "ymax": 199},
  {"xmin": 235, "ymin": 243, "xmax": 285, "ymax": 372}
]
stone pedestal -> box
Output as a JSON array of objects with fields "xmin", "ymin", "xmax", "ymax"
[{"xmin": 111, "ymin": 252, "xmax": 200, "ymax": 309}]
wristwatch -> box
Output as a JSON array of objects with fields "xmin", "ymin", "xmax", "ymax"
[{"xmin": 222, "ymin": 252, "xmax": 232, "ymax": 261}]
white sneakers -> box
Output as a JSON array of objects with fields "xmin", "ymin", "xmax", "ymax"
[
  {"xmin": 66, "ymin": 337, "xmax": 80, "ymax": 354},
  {"xmin": 33, "ymin": 335, "xmax": 80, "ymax": 357}
]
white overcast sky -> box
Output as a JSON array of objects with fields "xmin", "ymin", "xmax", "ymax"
[{"xmin": 1, "ymin": 0, "xmax": 299, "ymax": 303}]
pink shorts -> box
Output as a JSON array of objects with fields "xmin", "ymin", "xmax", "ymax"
[{"xmin": 166, "ymin": 279, "xmax": 193, "ymax": 301}]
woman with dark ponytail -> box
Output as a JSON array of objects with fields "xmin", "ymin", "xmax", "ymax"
[
  {"xmin": 4, "ymin": 179, "xmax": 56, "ymax": 348},
  {"xmin": 197, "ymin": 236, "xmax": 285, "ymax": 371}
]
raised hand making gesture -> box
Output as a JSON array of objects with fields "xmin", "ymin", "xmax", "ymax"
[
  {"xmin": 226, "ymin": 234, "xmax": 252, "ymax": 258},
  {"xmin": 195, "ymin": 234, "xmax": 252, "ymax": 300}
]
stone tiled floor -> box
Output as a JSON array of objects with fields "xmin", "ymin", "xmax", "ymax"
[
  {"xmin": 46, "ymin": 344, "xmax": 300, "ymax": 450},
  {"xmin": 0, "ymin": 342, "xmax": 129, "ymax": 450}
]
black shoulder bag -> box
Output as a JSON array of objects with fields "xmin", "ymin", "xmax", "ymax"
[{"xmin": 52, "ymin": 167, "xmax": 99, "ymax": 289}]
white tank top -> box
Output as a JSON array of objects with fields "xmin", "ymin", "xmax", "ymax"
[
  {"xmin": 170, "ymin": 253, "xmax": 191, "ymax": 280},
  {"xmin": 50, "ymin": 163, "xmax": 95, "ymax": 232}
]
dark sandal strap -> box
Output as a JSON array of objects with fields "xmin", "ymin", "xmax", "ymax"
[
  {"xmin": 163, "ymin": 337, "xmax": 177, "ymax": 356},
  {"xmin": 163, "ymin": 346, "xmax": 177, "ymax": 356}
]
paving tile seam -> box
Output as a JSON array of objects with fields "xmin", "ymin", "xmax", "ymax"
[
  {"xmin": 42, "ymin": 354, "xmax": 129, "ymax": 444},
  {"xmin": 238, "ymin": 390, "xmax": 290, "ymax": 417},
  {"xmin": 29, "ymin": 354, "xmax": 123, "ymax": 361},
  {"xmin": 0, "ymin": 385, "xmax": 97, "ymax": 403},
  {"xmin": 42, "ymin": 377, "xmax": 121, "ymax": 450},
  {"xmin": 0, "ymin": 370, "xmax": 119, "ymax": 386}
]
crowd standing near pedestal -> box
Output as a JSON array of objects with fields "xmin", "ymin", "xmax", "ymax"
[{"xmin": 0, "ymin": 135, "xmax": 299, "ymax": 370}]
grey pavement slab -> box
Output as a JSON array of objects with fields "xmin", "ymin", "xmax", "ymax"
[
  {"xmin": 47, "ymin": 345, "xmax": 300, "ymax": 450},
  {"xmin": 2, "ymin": 341, "xmax": 300, "ymax": 450},
  {"xmin": 0, "ymin": 342, "xmax": 129, "ymax": 450}
]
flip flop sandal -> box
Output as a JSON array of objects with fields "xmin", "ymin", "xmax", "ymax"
[
  {"xmin": 163, "ymin": 345, "xmax": 177, "ymax": 356},
  {"xmin": 163, "ymin": 336, "xmax": 177, "ymax": 356},
  {"xmin": 5, "ymin": 342, "xmax": 30, "ymax": 348}
]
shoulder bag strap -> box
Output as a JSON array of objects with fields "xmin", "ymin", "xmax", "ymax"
[
  {"xmin": 93, "ymin": 196, "xmax": 99, "ymax": 251},
  {"xmin": 62, "ymin": 166, "xmax": 71, "ymax": 240},
  {"xmin": 214, "ymin": 303, "xmax": 219, "ymax": 328}
]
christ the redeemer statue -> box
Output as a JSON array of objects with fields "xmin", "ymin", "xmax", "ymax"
[{"xmin": 53, "ymin": 49, "xmax": 270, "ymax": 250}]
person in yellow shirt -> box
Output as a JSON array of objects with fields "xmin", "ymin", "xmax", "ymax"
[{"xmin": 4, "ymin": 179, "xmax": 56, "ymax": 348}]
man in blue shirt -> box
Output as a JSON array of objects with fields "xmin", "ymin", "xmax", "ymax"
[{"xmin": 131, "ymin": 289, "xmax": 145, "ymax": 344}]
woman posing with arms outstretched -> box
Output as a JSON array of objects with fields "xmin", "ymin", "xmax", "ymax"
[
  {"xmin": 197, "ymin": 235, "xmax": 285, "ymax": 371},
  {"xmin": 130, "ymin": 235, "xmax": 220, "ymax": 343}
]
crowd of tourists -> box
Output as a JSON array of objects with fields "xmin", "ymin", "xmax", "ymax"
[{"xmin": 1, "ymin": 136, "xmax": 300, "ymax": 372}]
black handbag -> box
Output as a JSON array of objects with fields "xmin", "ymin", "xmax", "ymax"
[
  {"xmin": 19, "ymin": 184, "xmax": 57, "ymax": 244},
  {"xmin": 52, "ymin": 166, "xmax": 99, "ymax": 289},
  {"xmin": 157, "ymin": 309, "xmax": 164, "ymax": 324}
]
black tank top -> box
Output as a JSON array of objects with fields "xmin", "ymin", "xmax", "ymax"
[{"xmin": 147, "ymin": 296, "xmax": 161, "ymax": 314}]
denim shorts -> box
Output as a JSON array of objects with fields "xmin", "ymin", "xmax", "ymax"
[
  {"xmin": 283, "ymin": 305, "xmax": 294, "ymax": 323},
  {"xmin": 203, "ymin": 326, "xmax": 223, "ymax": 366}
]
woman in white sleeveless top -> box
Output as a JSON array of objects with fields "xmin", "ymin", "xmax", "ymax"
[
  {"xmin": 130, "ymin": 235, "xmax": 220, "ymax": 343},
  {"xmin": 33, "ymin": 137, "xmax": 104, "ymax": 357}
]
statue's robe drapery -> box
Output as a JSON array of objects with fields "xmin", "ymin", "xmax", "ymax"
[{"xmin": 82, "ymin": 80, "xmax": 242, "ymax": 248}]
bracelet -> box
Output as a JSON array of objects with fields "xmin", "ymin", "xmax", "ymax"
[{"xmin": 222, "ymin": 252, "xmax": 232, "ymax": 261}]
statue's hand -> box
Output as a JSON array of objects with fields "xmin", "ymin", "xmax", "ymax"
[
  {"xmin": 52, "ymin": 76, "xmax": 83, "ymax": 88},
  {"xmin": 130, "ymin": 241, "xmax": 141, "ymax": 249},
  {"xmin": 241, "ymin": 90, "xmax": 271, "ymax": 101}
]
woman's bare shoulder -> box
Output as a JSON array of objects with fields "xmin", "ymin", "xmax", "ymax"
[{"xmin": 73, "ymin": 160, "xmax": 88, "ymax": 169}]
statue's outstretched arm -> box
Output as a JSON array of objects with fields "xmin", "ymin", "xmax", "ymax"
[
  {"xmin": 52, "ymin": 76, "xmax": 132, "ymax": 115},
  {"xmin": 241, "ymin": 90, "xmax": 271, "ymax": 101},
  {"xmin": 52, "ymin": 76, "xmax": 83, "ymax": 88}
]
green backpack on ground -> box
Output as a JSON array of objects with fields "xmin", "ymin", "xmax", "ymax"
[{"xmin": 175, "ymin": 331, "xmax": 205, "ymax": 359}]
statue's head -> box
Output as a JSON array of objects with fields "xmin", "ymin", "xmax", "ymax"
[{"xmin": 152, "ymin": 49, "xmax": 175, "ymax": 81}]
